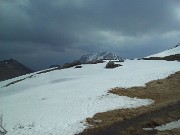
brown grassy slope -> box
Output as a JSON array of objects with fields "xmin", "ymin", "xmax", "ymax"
[
  {"xmin": 111, "ymin": 71, "xmax": 180, "ymax": 104},
  {"xmin": 78, "ymin": 71, "xmax": 180, "ymax": 135}
]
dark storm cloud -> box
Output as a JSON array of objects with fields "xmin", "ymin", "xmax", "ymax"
[{"xmin": 0, "ymin": 0, "xmax": 180, "ymax": 70}]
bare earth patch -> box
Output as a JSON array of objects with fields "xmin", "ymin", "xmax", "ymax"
[{"xmin": 77, "ymin": 71, "xmax": 180, "ymax": 135}]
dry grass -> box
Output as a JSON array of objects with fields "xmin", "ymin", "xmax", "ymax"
[
  {"xmin": 79, "ymin": 71, "xmax": 180, "ymax": 135},
  {"xmin": 111, "ymin": 71, "xmax": 180, "ymax": 104}
]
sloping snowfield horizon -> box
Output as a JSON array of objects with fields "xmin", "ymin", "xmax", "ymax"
[
  {"xmin": 0, "ymin": 60, "xmax": 180, "ymax": 135},
  {"xmin": 146, "ymin": 45, "xmax": 180, "ymax": 58}
]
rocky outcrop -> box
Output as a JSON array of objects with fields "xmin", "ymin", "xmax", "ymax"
[
  {"xmin": 62, "ymin": 60, "xmax": 81, "ymax": 69},
  {"xmin": 105, "ymin": 61, "xmax": 122, "ymax": 68}
]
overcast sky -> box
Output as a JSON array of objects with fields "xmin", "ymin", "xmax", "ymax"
[{"xmin": 0, "ymin": 0, "xmax": 180, "ymax": 70}]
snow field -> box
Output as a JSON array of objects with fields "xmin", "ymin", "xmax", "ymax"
[
  {"xmin": 155, "ymin": 119, "xmax": 180, "ymax": 131},
  {"xmin": 0, "ymin": 60, "xmax": 180, "ymax": 135}
]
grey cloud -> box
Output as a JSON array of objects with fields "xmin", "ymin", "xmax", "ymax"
[{"xmin": 0, "ymin": 0, "xmax": 180, "ymax": 70}]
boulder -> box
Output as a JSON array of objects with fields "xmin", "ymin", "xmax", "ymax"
[
  {"xmin": 105, "ymin": 61, "xmax": 122, "ymax": 68},
  {"xmin": 75, "ymin": 65, "xmax": 82, "ymax": 68}
]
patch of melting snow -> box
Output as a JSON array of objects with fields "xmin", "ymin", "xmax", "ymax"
[
  {"xmin": 143, "ymin": 128, "xmax": 154, "ymax": 131},
  {"xmin": 155, "ymin": 119, "xmax": 180, "ymax": 131},
  {"xmin": 143, "ymin": 119, "xmax": 180, "ymax": 131}
]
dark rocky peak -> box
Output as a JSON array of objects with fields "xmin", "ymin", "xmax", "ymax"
[{"xmin": 0, "ymin": 59, "xmax": 33, "ymax": 81}]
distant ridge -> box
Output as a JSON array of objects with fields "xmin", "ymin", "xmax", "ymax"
[
  {"xmin": 143, "ymin": 43, "xmax": 180, "ymax": 61},
  {"xmin": 79, "ymin": 51, "xmax": 124, "ymax": 63},
  {"xmin": 0, "ymin": 59, "xmax": 33, "ymax": 81}
]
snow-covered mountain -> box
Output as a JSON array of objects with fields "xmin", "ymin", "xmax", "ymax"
[
  {"xmin": 79, "ymin": 51, "xmax": 124, "ymax": 63},
  {"xmin": 146, "ymin": 43, "xmax": 180, "ymax": 58},
  {"xmin": 143, "ymin": 43, "xmax": 180, "ymax": 61}
]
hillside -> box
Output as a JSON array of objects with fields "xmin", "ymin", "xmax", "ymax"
[
  {"xmin": 0, "ymin": 45, "xmax": 180, "ymax": 135},
  {"xmin": 144, "ymin": 43, "xmax": 180, "ymax": 61},
  {"xmin": 0, "ymin": 59, "xmax": 180, "ymax": 135},
  {"xmin": 0, "ymin": 59, "xmax": 33, "ymax": 81}
]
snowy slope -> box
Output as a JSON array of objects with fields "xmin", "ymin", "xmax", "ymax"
[
  {"xmin": 144, "ymin": 119, "xmax": 180, "ymax": 131},
  {"xmin": 79, "ymin": 51, "xmax": 124, "ymax": 63},
  {"xmin": 155, "ymin": 119, "xmax": 180, "ymax": 131},
  {"xmin": 0, "ymin": 60, "xmax": 180, "ymax": 135},
  {"xmin": 146, "ymin": 44, "xmax": 180, "ymax": 58}
]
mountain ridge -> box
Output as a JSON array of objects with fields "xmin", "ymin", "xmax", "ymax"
[
  {"xmin": 143, "ymin": 43, "xmax": 180, "ymax": 61},
  {"xmin": 146, "ymin": 43, "xmax": 180, "ymax": 58},
  {"xmin": 0, "ymin": 59, "xmax": 33, "ymax": 81},
  {"xmin": 79, "ymin": 51, "xmax": 124, "ymax": 63}
]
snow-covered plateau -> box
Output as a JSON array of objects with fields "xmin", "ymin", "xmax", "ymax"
[{"xmin": 0, "ymin": 60, "xmax": 180, "ymax": 135}]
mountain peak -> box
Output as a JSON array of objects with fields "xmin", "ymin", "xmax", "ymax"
[
  {"xmin": 79, "ymin": 51, "xmax": 124, "ymax": 63},
  {"xmin": 0, "ymin": 59, "xmax": 33, "ymax": 81}
]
